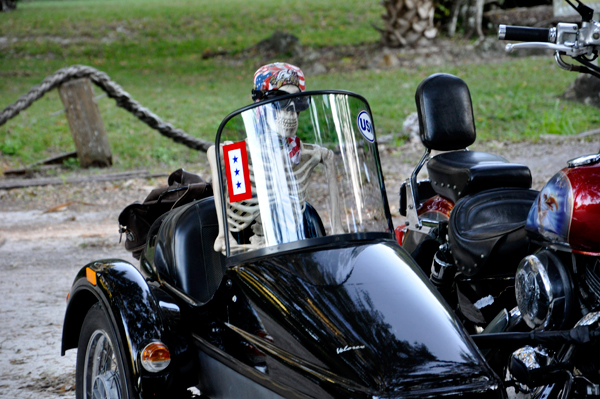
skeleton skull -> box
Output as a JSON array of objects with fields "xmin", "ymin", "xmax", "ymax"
[{"xmin": 275, "ymin": 84, "xmax": 300, "ymax": 139}]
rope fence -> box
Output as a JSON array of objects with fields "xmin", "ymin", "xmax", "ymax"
[{"xmin": 0, "ymin": 65, "xmax": 212, "ymax": 152}]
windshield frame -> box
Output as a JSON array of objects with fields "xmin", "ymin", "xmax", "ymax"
[{"xmin": 214, "ymin": 89, "xmax": 395, "ymax": 259}]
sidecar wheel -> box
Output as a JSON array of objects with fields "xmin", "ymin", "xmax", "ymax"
[{"xmin": 76, "ymin": 303, "xmax": 136, "ymax": 399}]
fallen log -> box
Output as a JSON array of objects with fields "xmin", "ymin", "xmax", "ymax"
[
  {"xmin": 0, "ymin": 170, "xmax": 167, "ymax": 190},
  {"xmin": 540, "ymin": 128, "xmax": 600, "ymax": 141},
  {"xmin": 485, "ymin": 5, "xmax": 578, "ymax": 28},
  {"xmin": 4, "ymin": 151, "xmax": 78, "ymax": 176}
]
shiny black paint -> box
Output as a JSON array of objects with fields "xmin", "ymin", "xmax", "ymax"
[
  {"xmin": 63, "ymin": 243, "xmax": 504, "ymax": 398},
  {"xmin": 62, "ymin": 260, "xmax": 197, "ymax": 397},
  {"xmin": 185, "ymin": 239, "xmax": 503, "ymax": 398}
]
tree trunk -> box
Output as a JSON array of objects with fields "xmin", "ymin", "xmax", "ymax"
[
  {"xmin": 448, "ymin": 0, "xmax": 463, "ymax": 37},
  {"xmin": 379, "ymin": 0, "xmax": 438, "ymax": 48},
  {"xmin": 0, "ymin": 0, "xmax": 17, "ymax": 12},
  {"xmin": 447, "ymin": 0, "xmax": 485, "ymax": 39}
]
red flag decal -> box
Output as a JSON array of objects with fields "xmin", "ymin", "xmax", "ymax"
[{"xmin": 223, "ymin": 141, "xmax": 252, "ymax": 203}]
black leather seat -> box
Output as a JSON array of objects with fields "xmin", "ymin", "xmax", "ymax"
[
  {"xmin": 427, "ymin": 151, "xmax": 532, "ymax": 203},
  {"xmin": 448, "ymin": 188, "xmax": 539, "ymax": 277},
  {"xmin": 152, "ymin": 198, "xmax": 225, "ymax": 305},
  {"xmin": 416, "ymin": 73, "xmax": 532, "ymax": 203}
]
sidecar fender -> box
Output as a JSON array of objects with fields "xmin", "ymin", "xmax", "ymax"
[{"xmin": 62, "ymin": 259, "xmax": 197, "ymax": 395}]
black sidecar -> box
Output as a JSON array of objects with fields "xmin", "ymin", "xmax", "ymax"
[{"xmin": 62, "ymin": 91, "xmax": 504, "ymax": 399}]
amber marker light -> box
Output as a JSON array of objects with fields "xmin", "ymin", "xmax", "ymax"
[
  {"xmin": 141, "ymin": 342, "xmax": 171, "ymax": 372},
  {"xmin": 85, "ymin": 267, "xmax": 97, "ymax": 286}
]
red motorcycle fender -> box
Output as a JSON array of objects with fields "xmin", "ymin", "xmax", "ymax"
[
  {"xmin": 418, "ymin": 195, "xmax": 454, "ymax": 219},
  {"xmin": 395, "ymin": 224, "xmax": 408, "ymax": 245},
  {"xmin": 396, "ymin": 195, "xmax": 454, "ymax": 246}
]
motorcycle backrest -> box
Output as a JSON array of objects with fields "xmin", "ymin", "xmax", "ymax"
[{"xmin": 415, "ymin": 73, "xmax": 476, "ymax": 151}]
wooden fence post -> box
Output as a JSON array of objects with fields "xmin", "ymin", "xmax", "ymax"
[{"xmin": 58, "ymin": 78, "xmax": 112, "ymax": 168}]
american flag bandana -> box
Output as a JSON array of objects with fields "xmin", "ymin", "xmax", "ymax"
[
  {"xmin": 286, "ymin": 136, "xmax": 301, "ymax": 165},
  {"xmin": 253, "ymin": 63, "xmax": 306, "ymax": 93},
  {"xmin": 223, "ymin": 141, "xmax": 252, "ymax": 203}
]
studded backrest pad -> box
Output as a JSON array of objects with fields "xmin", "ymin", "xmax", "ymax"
[{"xmin": 415, "ymin": 73, "xmax": 476, "ymax": 151}]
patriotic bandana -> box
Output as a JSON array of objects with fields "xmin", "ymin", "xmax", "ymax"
[
  {"xmin": 254, "ymin": 63, "xmax": 305, "ymax": 164},
  {"xmin": 253, "ymin": 63, "xmax": 306, "ymax": 93},
  {"xmin": 286, "ymin": 136, "xmax": 301, "ymax": 165}
]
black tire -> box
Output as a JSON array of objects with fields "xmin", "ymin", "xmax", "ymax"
[{"xmin": 75, "ymin": 302, "xmax": 137, "ymax": 399}]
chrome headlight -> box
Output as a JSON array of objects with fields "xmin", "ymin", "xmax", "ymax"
[{"xmin": 515, "ymin": 251, "xmax": 572, "ymax": 330}]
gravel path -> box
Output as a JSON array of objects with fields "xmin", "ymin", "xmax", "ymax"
[
  {"xmin": 0, "ymin": 212, "xmax": 125, "ymax": 398},
  {"xmin": 0, "ymin": 178, "xmax": 158, "ymax": 398},
  {"xmin": 1, "ymin": 138, "xmax": 599, "ymax": 397}
]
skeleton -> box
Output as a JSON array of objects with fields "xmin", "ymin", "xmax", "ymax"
[{"xmin": 208, "ymin": 85, "xmax": 343, "ymax": 254}]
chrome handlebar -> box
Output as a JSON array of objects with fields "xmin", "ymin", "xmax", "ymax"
[{"xmin": 499, "ymin": 20, "xmax": 600, "ymax": 77}]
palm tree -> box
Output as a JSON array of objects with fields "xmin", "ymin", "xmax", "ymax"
[{"xmin": 378, "ymin": 0, "xmax": 438, "ymax": 47}]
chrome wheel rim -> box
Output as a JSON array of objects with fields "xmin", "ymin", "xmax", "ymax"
[{"xmin": 83, "ymin": 330, "xmax": 122, "ymax": 399}]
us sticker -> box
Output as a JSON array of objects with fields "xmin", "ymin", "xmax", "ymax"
[
  {"xmin": 223, "ymin": 141, "xmax": 252, "ymax": 203},
  {"xmin": 357, "ymin": 110, "xmax": 374, "ymax": 142}
]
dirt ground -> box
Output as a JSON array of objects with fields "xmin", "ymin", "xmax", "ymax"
[{"xmin": 1, "ymin": 135, "xmax": 600, "ymax": 398}]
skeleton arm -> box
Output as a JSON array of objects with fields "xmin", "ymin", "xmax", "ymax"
[
  {"xmin": 319, "ymin": 146, "xmax": 344, "ymax": 235},
  {"xmin": 207, "ymin": 145, "xmax": 230, "ymax": 253}
]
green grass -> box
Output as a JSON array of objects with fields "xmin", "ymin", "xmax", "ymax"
[
  {"xmin": 1, "ymin": 0, "xmax": 381, "ymax": 61},
  {"xmin": 313, "ymin": 59, "xmax": 600, "ymax": 142},
  {"xmin": 1, "ymin": 0, "xmax": 600, "ymax": 171}
]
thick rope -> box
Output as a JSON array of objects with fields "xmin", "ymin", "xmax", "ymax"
[{"xmin": 0, "ymin": 65, "xmax": 212, "ymax": 152}]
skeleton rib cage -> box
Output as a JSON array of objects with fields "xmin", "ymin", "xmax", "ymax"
[{"xmin": 222, "ymin": 142, "xmax": 323, "ymax": 235}]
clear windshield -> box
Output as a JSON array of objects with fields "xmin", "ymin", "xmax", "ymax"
[{"xmin": 215, "ymin": 91, "xmax": 392, "ymax": 256}]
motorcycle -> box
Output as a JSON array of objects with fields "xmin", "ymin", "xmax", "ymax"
[
  {"xmin": 395, "ymin": 73, "xmax": 539, "ymax": 331},
  {"xmin": 61, "ymin": 90, "xmax": 504, "ymax": 398},
  {"xmin": 470, "ymin": 1, "xmax": 600, "ymax": 397}
]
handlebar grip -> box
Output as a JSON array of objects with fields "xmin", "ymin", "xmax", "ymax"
[{"xmin": 499, "ymin": 25, "xmax": 553, "ymax": 43}]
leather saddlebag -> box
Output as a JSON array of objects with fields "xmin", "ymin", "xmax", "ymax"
[{"xmin": 118, "ymin": 169, "xmax": 213, "ymax": 259}]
